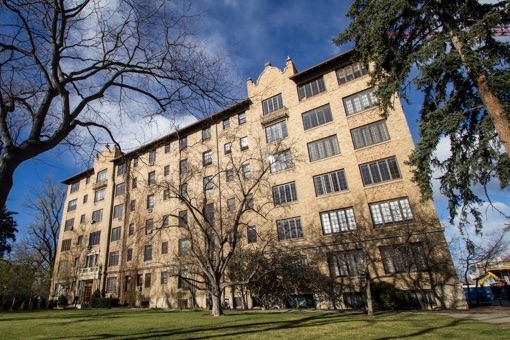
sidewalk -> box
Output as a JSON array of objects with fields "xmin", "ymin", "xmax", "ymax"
[{"xmin": 439, "ymin": 312, "xmax": 510, "ymax": 324}]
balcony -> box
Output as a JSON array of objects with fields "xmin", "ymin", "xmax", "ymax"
[
  {"xmin": 260, "ymin": 107, "xmax": 289, "ymax": 126},
  {"xmin": 93, "ymin": 179, "xmax": 108, "ymax": 190},
  {"xmin": 78, "ymin": 266, "xmax": 100, "ymax": 279}
]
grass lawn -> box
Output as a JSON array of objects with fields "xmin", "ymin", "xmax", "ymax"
[{"xmin": 0, "ymin": 308, "xmax": 507, "ymax": 339}]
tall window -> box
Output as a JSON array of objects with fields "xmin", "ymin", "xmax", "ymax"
[
  {"xmin": 89, "ymin": 231, "xmax": 101, "ymax": 246},
  {"xmin": 145, "ymin": 219, "xmax": 154, "ymax": 234},
  {"xmin": 108, "ymin": 251, "xmax": 120, "ymax": 266},
  {"xmin": 297, "ymin": 77, "xmax": 326, "ymax": 100},
  {"xmin": 178, "ymin": 210, "xmax": 187, "ymax": 227},
  {"xmin": 162, "ymin": 214, "xmax": 169, "ymax": 227},
  {"xmin": 83, "ymin": 194, "xmax": 88, "ymax": 203},
  {"xmin": 111, "ymin": 227, "xmax": 121, "ymax": 242},
  {"xmin": 242, "ymin": 164, "xmax": 251, "ymax": 179},
  {"xmin": 115, "ymin": 183, "xmax": 125, "ymax": 196},
  {"xmin": 269, "ymin": 149, "xmax": 293, "ymax": 173},
  {"xmin": 113, "ymin": 204, "xmax": 123, "ymax": 219},
  {"xmin": 360, "ymin": 157, "xmax": 401, "ymax": 186},
  {"xmin": 247, "ymin": 226, "xmax": 257, "ymax": 244},
  {"xmin": 336, "ymin": 62, "xmax": 368, "ymax": 84},
  {"xmin": 240, "ymin": 137, "xmax": 249, "ymax": 150},
  {"xmin": 328, "ymin": 250, "xmax": 364, "ymax": 277},
  {"xmin": 262, "ymin": 93, "xmax": 283, "ymax": 115},
  {"xmin": 130, "ymin": 199, "xmax": 136, "ymax": 211},
  {"xmin": 223, "ymin": 118, "xmax": 230, "ymax": 129},
  {"xmin": 369, "ymin": 197, "xmax": 413, "ymax": 227},
  {"xmin": 64, "ymin": 218, "xmax": 74, "ymax": 231},
  {"xmin": 180, "ymin": 183, "xmax": 188, "ymax": 200},
  {"xmin": 179, "ymin": 159, "xmax": 188, "ymax": 174},
  {"xmin": 245, "ymin": 194, "xmax": 254, "ymax": 209},
  {"xmin": 61, "ymin": 239, "xmax": 71, "ymax": 251},
  {"xmin": 179, "ymin": 239, "xmax": 190, "ymax": 256},
  {"xmin": 302, "ymin": 104, "xmax": 333, "ymax": 130},
  {"xmin": 179, "ymin": 136, "xmax": 187, "ymax": 150},
  {"xmin": 204, "ymin": 203, "xmax": 214, "ymax": 224},
  {"xmin": 148, "ymin": 171, "xmax": 156, "ymax": 185},
  {"xmin": 351, "ymin": 120, "xmax": 390, "ymax": 149},
  {"xmin": 272, "ymin": 182, "xmax": 298, "ymax": 205},
  {"xmin": 133, "ymin": 157, "xmax": 139, "ymax": 167},
  {"xmin": 226, "ymin": 169, "xmax": 234, "ymax": 182},
  {"xmin": 307, "ymin": 135, "xmax": 340, "ymax": 162},
  {"xmin": 94, "ymin": 188, "xmax": 105, "ymax": 202},
  {"xmin": 380, "ymin": 243, "xmax": 427, "ymax": 274},
  {"xmin": 224, "ymin": 142, "xmax": 232, "ymax": 154},
  {"xmin": 96, "ymin": 169, "xmax": 107, "ymax": 183},
  {"xmin": 67, "ymin": 199, "xmax": 77, "ymax": 212},
  {"xmin": 238, "ymin": 112, "xmax": 246, "ymax": 124},
  {"xmin": 320, "ymin": 207, "xmax": 356, "ymax": 234},
  {"xmin": 163, "ymin": 189, "xmax": 170, "ymax": 200},
  {"xmin": 313, "ymin": 169, "xmax": 348, "ymax": 196},
  {"xmin": 164, "ymin": 165, "xmax": 170, "ymax": 176},
  {"xmin": 164, "ymin": 143, "xmax": 170, "ymax": 153},
  {"xmin": 203, "ymin": 176, "xmax": 213, "ymax": 191},
  {"xmin": 106, "ymin": 277, "xmax": 117, "ymax": 293},
  {"xmin": 202, "ymin": 127, "xmax": 211, "ymax": 141},
  {"xmin": 144, "ymin": 245, "xmax": 153, "ymax": 262},
  {"xmin": 265, "ymin": 121, "xmax": 288, "ymax": 143},
  {"xmin": 132, "ymin": 177, "xmax": 137, "ymax": 189},
  {"xmin": 144, "ymin": 274, "xmax": 152, "ymax": 288},
  {"xmin": 161, "ymin": 271, "xmax": 168, "ymax": 285},
  {"xmin": 128, "ymin": 223, "xmax": 135, "ymax": 236},
  {"xmin": 343, "ymin": 88, "xmax": 378, "ymax": 116},
  {"xmin": 117, "ymin": 163, "xmax": 126, "ymax": 177},
  {"xmin": 127, "ymin": 248, "xmax": 133, "ymax": 261},
  {"xmin": 70, "ymin": 181, "xmax": 80, "ymax": 193},
  {"xmin": 148, "ymin": 150, "xmax": 156, "ymax": 165},
  {"xmin": 277, "ymin": 217, "xmax": 303, "ymax": 241},
  {"xmin": 203, "ymin": 150, "xmax": 212, "ymax": 166},
  {"xmin": 147, "ymin": 194, "xmax": 155, "ymax": 210},
  {"xmin": 161, "ymin": 241, "xmax": 168, "ymax": 254},
  {"xmin": 92, "ymin": 209, "xmax": 103, "ymax": 223}
]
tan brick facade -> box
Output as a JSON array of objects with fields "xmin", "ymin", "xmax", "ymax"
[{"xmin": 51, "ymin": 51, "xmax": 467, "ymax": 310}]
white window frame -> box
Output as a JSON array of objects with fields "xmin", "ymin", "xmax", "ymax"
[{"xmin": 320, "ymin": 207, "xmax": 356, "ymax": 234}]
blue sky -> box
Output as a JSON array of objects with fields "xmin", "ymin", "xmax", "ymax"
[{"xmin": 7, "ymin": 0, "xmax": 509, "ymax": 244}]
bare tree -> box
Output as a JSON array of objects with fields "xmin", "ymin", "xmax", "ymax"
[
  {"xmin": 0, "ymin": 0, "xmax": 237, "ymax": 209},
  {"xmin": 451, "ymin": 229, "xmax": 509, "ymax": 307},
  {"xmin": 21, "ymin": 177, "xmax": 66, "ymax": 278},
  {"xmin": 154, "ymin": 136, "xmax": 291, "ymax": 316}
]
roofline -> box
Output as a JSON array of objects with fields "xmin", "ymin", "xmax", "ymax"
[
  {"xmin": 61, "ymin": 168, "xmax": 94, "ymax": 185},
  {"xmin": 113, "ymin": 99, "xmax": 251, "ymax": 161},
  {"xmin": 289, "ymin": 49, "xmax": 356, "ymax": 83}
]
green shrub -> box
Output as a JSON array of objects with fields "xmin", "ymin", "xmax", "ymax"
[{"xmin": 371, "ymin": 282, "xmax": 411, "ymax": 310}]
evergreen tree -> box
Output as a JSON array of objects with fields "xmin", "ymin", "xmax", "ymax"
[
  {"xmin": 0, "ymin": 206, "xmax": 17, "ymax": 258},
  {"xmin": 336, "ymin": 0, "xmax": 510, "ymax": 233}
]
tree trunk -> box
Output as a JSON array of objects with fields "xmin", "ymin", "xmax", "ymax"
[
  {"xmin": 450, "ymin": 34, "xmax": 510, "ymax": 154},
  {"xmin": 210, "ymin": 292, "xmax": 223, "ymax": 317},
  {"xmin": 0, "ymin": 156, "xmax": 16, "ymax": 210},
  {"xmin": 365, "ymin": 274, "xmax": 374, "ymax": 316}
]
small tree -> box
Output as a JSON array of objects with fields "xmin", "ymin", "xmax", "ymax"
[
  {"xmin": 0, "ymin": 206, "xmax": 17, "ymax": 258},
  {"xmin": 452, "ymin": 229, "xmax": 509, "ymax": 307}
]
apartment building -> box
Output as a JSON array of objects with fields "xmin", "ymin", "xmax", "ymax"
[{"xmin": 51, "ymin": 50, "xmax": 467, "ymax": 310}]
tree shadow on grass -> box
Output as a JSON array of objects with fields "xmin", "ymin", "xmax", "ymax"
[
  {"xmin": 48, "ymin": 311, "xmax": 357, "ymax": 339},
  {"xmin": 31, "ymin": 310, "xmax": 491, "ymax": 340}
]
